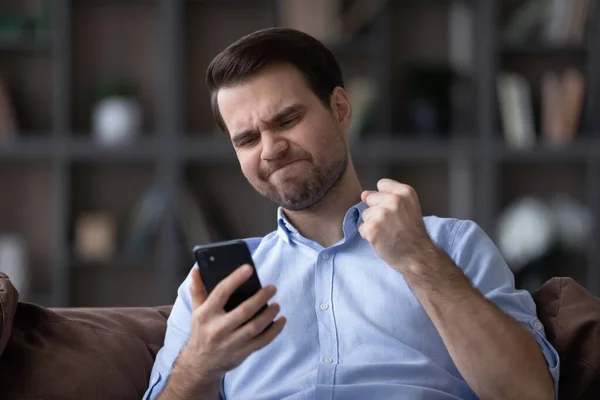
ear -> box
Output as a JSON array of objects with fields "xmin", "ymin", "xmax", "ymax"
[{"xmin": 329, "ymin": 86, "xmax": 352, "ymax": 134}]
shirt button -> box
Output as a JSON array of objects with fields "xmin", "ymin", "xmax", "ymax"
[
  {"xmin": 322, "ymin": 253, "xmax": 329, "ymax": 260},
  {"xmin": 319, "ymin": 303, "xmax": 329, "ymax": 311},
  {"xmin": 323, "ymin": 357, "xmax": 333, "ymax": 363},
  {"xmin": 534, "ymin": 320, "xmax": 543, "ymax": 331}
]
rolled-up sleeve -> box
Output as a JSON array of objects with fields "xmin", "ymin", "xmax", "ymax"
[
  {"xmin": 449, "ymin": 220, "xmax": 560, "ymax": 398},
  {"xmin": 143, "ymin": 265, "xmax": 208, "ymax": 399}
]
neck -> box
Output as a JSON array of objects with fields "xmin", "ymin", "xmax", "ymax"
[{"xmin": 282, "ymin": 163, "xmax": 363, "ymax": 248}]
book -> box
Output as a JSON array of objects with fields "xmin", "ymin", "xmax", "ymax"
[
  {"xmin": 560, "ymin": 69, "xmax": 586, "ymax": 143},
  {"xmin": 541, "ymin": 69, "xmax": 585, "ymax": 146},
  {"xmin": 497, "ymin": 73, "xmax": 536, "ymax": 149},
  {"xmin": 0, "ymin": 76, "xmax": 18, "ymax": 140},
  {"xmin": 541, "ymin": 71, "xmax": 563, "ymax": 144}
]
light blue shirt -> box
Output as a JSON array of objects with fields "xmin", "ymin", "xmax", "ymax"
[{"xmin": 144, "ymin": 201, "xmax": 560, "ymax": 400}]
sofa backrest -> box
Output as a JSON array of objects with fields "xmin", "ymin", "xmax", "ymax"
[
  {"xmin": 0, "ymin": 273, "xmax": 172, "ymax": 400},
  {"xmin": 2, "ymin": 273, "xmax": 600, "ymax": 399},
  {"xmin": 532, "ymin": 277, "xmax": 600, "ymax": 400},
  {"xmin": 0, "ymin": 273, "xmax": 18, "ymax": 356}
]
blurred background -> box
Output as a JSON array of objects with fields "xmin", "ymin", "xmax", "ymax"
[{"xmin": 0, "ymin": 0, "xmax": 598, "ymax": 308}]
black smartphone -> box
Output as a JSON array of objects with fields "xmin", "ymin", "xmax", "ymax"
[{"xmin": 193, "ymin": 240, "xmax": 267, "ymax": 316}]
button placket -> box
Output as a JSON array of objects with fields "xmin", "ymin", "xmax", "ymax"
[{"xmin": 314, "ymin": 249, "xmax": 338, "ymax": 392}]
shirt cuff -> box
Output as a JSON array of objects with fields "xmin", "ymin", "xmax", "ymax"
[
  {"xmin": 525, "ymin": 317, "xmax": 560, "ymax": 399},
  {"xmin": 142, "ymin": 370, "xmax": 164, "ymax": 400}
]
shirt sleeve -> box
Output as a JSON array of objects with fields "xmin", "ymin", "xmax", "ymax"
[
  {"xmin": 449, "ymin": 219, "xmax": 560, "ymax": 399},
  {"xmin": 142, "ymin": 264, "xmax": 226, "ymax": 400}
]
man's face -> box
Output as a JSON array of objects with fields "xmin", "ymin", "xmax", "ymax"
[{"xmin": 217, "ymin": 63, "xmax": 349, "ymax": 211}]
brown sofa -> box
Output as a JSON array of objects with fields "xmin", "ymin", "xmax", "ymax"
[{"xmin": 0, "ymin": 272, "xmax": 599, "ymax": 400}]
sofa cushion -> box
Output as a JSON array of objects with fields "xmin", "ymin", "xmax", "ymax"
[
  {"xmin": 0, "ymin": 272, "xmax": 18, "ymax": 356},
  {"xmin": 532, "ymin": 277, "xmax": 600, "ymax": 400},
  {"xmin": 0, "ymin": 302, "xmax": 172, "ymax": 400}
]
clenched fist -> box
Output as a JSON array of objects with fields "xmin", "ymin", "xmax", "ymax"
[{"xmin": 359, "ymin": 178, "xmax": 439, "ymax": 274}]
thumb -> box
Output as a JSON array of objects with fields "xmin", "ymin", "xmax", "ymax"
[{"xmin": 190, "ymin": 267, "xmax": 208, "ymax": 310}]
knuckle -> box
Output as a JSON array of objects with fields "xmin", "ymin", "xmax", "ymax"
[
  {"xmin": 192, "ymin": 307, "xmax": 210, "ymax": 324},
  {"xmin": 403, "ymin": 184, "xmax": 416, "ymax": 197},
  {"xmin": 237, "ymin": 303, "xmax": 256, "ymax": 319},
  {"xmin": 212, "ymin": 289, "xmax": 229, "ymax": 305},
  {"xmin": 204, "ymin": 326, "xmax": 221, "ymax": 345},
  {"xmin": 213, "ymin": 279, "xmax": 230, "ymax": 294},
  {"xmin": 245, "ymin": 320, "xmax": 264, "ymax": 338}
]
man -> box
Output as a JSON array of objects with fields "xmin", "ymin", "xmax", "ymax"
[{"xmin": 144, "ymin": 27, "xmax": 559, "ymax": 400}]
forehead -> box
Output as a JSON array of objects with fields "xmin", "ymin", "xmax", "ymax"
[{"xmin": 216, "ymin": 64, "xmax": 315, "ymax": 133}]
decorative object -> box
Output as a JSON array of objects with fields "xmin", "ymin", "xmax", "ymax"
[
  {"xmin": 0, "ymin": 14, "xmax": 31, "ymax": 39},
  {"xmin": 75, "ymin": 213, "xmax": 117, "ymax": 262},
  {"xmin": 496, "ymin": 196, "xmax": 556, "ymax": 273},
  {"xmin": 91, "ymin": 77, "xmax": 142, "ymax": 146},
  {"xmin": 496, "ymin": 194, "xmax": 593, "ymax": 290},
  {"xmin": 0, "ymin": 234, "xmax": 28, "ymax": 299}
]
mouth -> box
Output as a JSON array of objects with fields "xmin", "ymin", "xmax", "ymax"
[{"xmin": 269, "ymin": 159, "xmax": 306, "ymax": 178}]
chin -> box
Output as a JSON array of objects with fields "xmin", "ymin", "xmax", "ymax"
[{"xmin": 276, "ymin": 187, "xmax": 328, "ymax": 211}]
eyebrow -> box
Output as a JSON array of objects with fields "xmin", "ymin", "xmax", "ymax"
[{"xmin": 231, "ymin": 103, "xmax": 306, "ymax": 147}]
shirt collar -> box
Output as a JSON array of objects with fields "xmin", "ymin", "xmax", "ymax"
[{"xmin": 276, "ymin": 200, "xmax": 368, "ymax": 243}]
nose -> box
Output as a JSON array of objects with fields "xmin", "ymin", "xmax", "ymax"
[{"xmin": 261, "ymin": 132, "xmax": 288, "ymax": 161}]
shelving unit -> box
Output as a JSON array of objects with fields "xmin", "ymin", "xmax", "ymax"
[{"xmin": 0, "ymin": 0, "xmax": 599, "ymax": 308}]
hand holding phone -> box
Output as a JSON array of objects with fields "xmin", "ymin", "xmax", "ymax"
[
  {"xmin": 172, "ymin": 241, "xmax": 286, "ymax": 392},
  {"xmin": 194, "ymin": 240, "xmax": 267, "ymax": 313}
]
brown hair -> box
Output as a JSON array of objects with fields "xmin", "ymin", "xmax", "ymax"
[{"xmin": 206, "ymin": 27, "xmax": 344, "ymax": 133}]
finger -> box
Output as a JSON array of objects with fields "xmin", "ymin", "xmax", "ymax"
[
  {"xmin": 363, "ymin": 191, "xmax": 390, "ymax": 207},
  {"xmin": 358, "ymin": 222, "xmax": 368, "ymax": 240},
  {"xmin": 361, "ymin": 206, "xmax": 386, "ymax": 224},
  {"xmin": 377, "ymin": 179, "xmax": 413, "ymax": 197},
  {"xmin": 243, "ymin": 316, "xmax": 287, "ymax": 354},
  {"xmin": 224, "ymin": 285, "xmax": 278, "ymax": 332},
  {"xmin": 190, "ymin": 267, "xmax": 209, "ymax": 310},
  {"xmin": 228, "ymin": 302, "xmax": 282, "ymax": 346},
  {"xmin": 205, "ymin": 264, "xmax": 254, "ymax": 311},
  {"xmin": 361, "ymin": 190, "xmax": 375, "ymax": 203}
]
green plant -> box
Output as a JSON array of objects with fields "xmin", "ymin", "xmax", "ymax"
[{"xmin": 93, "ymin": 76, "xmax": 137, "ymax": 102}]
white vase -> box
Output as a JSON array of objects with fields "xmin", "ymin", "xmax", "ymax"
[{"xmin": 92, "ymin": 96, "xmax": 142, "ymax": 145}]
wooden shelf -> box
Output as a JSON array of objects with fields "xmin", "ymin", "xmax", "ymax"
[
  {"xmin": 180, "ymin": 136, "xmax": 473, "ymax": 163},
  {"xmin": 495, "ymin": 138, "xmax": 600, "ymax": 162},
  {"xmin": 179, "ymin": 136, "xmax": 236, "ymax": 162},
  {"xmin": 68, "ymin": 137, "xmax": 160, "ymax": 161},
  {"xmin": 0, "ymin": 137, "xmax": 161, "ymax": 161},
  {"xmin": 70, "ymin": 254, "xmax": 153, "ymax": 270},
  {"xmin": 502, "ymin": 43, "xmax": 587, "ymax": 57},
  {"xmin": 0, "ymin": 137, "xmax": 56, "ymax": 160},
  {"xmin": 351, "ymin": 137, "xmax": 470, "ymax": 163},
  {"xmin": 2, "ymin": 0, "xmax": 599, "ymax": 308},
  {"xmin": 0, "ymin": 36, "xmax": 53, "ymax": 52}
]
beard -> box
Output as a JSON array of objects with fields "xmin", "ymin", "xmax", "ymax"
[{"xmin": 248, "ymin": 142, "xmax": 348, "ymax": 211}]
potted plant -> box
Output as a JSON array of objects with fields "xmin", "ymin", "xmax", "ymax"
[{"xmin": 91, "ymin": 76, "xmax": 142, "ymax": 146}]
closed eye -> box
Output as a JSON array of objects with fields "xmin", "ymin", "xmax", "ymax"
[
  {"xmin": 278, "ymin": 115, "xmax": 301, "ymax": 130},
  {"xmin": 238, "ymin": 135, "xmax": 259, "ymax": 147},
  {"xmin": 233, "ymin": 131, "xmax": 260, "ymax": 148}
]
